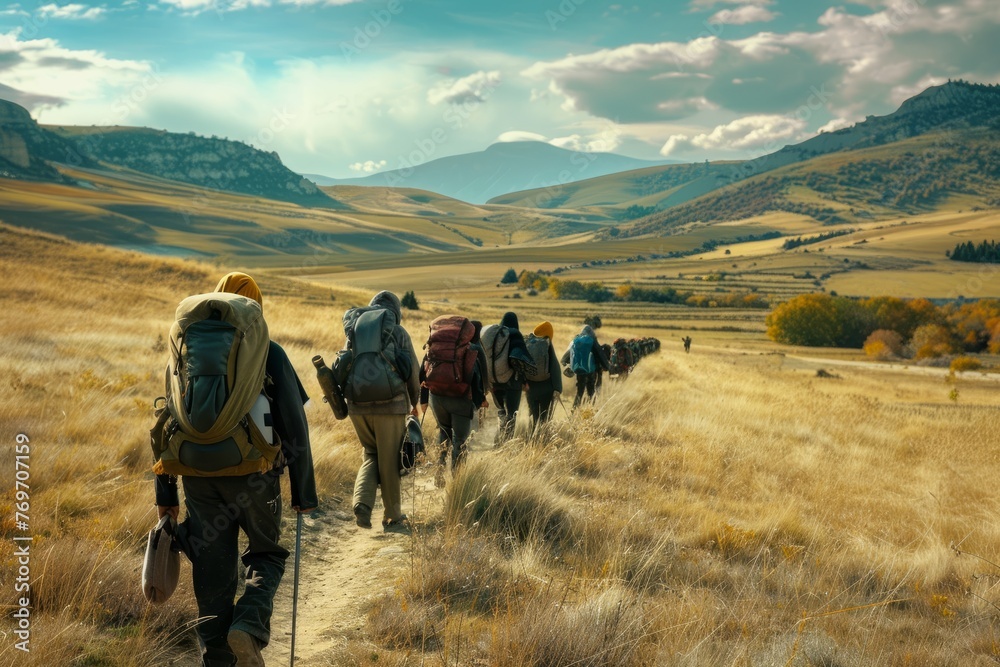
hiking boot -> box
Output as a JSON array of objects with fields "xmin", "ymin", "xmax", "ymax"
[
  {"xmin": 383, "ymin": 515, "xmax": 410, "ymax": 534},
  {"xmin": 354, "ymin": 503, "xmax": 372, "ymax": 529},
  {"xmin": 227, "ymin": 629, "xmax": 264, "ymax": 667}
]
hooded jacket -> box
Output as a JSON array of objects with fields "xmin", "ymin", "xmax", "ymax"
[
  {"xmin": 346, "ymin": 291, "xmax": 421, "ymax": 415},
  {"xmin": 561, "ymin": 325, "xmax": 610, "ymax": 374}
]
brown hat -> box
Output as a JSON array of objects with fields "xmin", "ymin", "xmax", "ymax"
[{"xmin": 142, "ymin": 515, "xmax": 181, "ymax": 604}]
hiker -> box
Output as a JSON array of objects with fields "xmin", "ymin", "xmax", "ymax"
[
  {"xmin": 524, "ymin": 321, "xmax": 563, "ymax": 428},
  {"xmin": 418, "ymin": 315, "xmax": 488, "ymax": 477},
  {"xmin": 343, "ymin": 290, "xmax": 420, "ymax": 531},
  {"xmin": 482, "ymin": 311, "xmax": 532, "ymax": 444},
  {"xmin": 610, "ymin": 338, "xmax": 635, "ymax": 378},
  {"xmin": 562, "ymin": 325, "xmax": 610, "ymax": 409},
  {"xmin": 154, "ymin": 272, "xmax": 317, "ymax": 667},
  {"xmin": 682, "ymin": 336, "xmax": 692, "ymax": 353}
]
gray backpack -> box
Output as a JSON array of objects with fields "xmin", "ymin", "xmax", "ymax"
[
  {"xmin": 480, "ymin": 324, "xmax": 513, "ymax": 386},
  {"xmin": 524, "ymin": 334, "xmax": 551, "ymax": 382},
  {"xmin": 338, "ymin": 306, "xmax": 407, "ymax": 405}
]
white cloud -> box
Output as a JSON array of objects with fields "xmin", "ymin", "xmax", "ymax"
[
  {"xmin": 349, "ymin": 159, "xmax": 386, "ymax": 173},
  {"xmin": 550, "ymin": 126, "xmax": 622, "ymax": 153},
  {"xmin": 427, "ymin": 70, "xmax": 502, "ymax": 106},
  {"xmin": 38, "ymin": 3, "xmax": 106, "ymax": 19},
  {"xmin": 158, "ymin": 0, "xmax": 360, "ymax": 13},
  {"xmin": 525, "ymin": 0, "xmax": 1000, "ymax": 131},
  {"xmin": 0, "ymin": 31, "xmax": 153, "ymax": 115},
  {"xmin": 690, "ymin": 0, "xmax": 773, "ymax": 9},
  {"xmin": 708, "ymin": 5, "xmax": 776, "ymax": 25},
  {"xmin": 496, "ymin": 130, "xmax": 547, "ymax": 143},
  {"xmin": 817, "ymin": 117, "xmax": 853, "ymax": 134},
  {"xmin": 661, "ymin": 114, "xmax": 806, "ymax": 156}
]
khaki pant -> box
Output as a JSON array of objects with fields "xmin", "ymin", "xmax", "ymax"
[{"xmin": 350, "ymin": 413, "xmax": 406, "ymax": 523}]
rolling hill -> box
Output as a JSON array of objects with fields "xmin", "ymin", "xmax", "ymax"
[
  {"xmin": 310, "ymin": 141, "xmax": 670, "ymax": 204},
  {"xmin": 614, "ymin": 128, "xmax": 1000, "ymax": 238},
  {"xmin": 47, "ymin": 125, "xmax": 338, "ymax": 207},
  {"xmin": 495, "ymin": 81, "xmax": 1000, "ymax": 232}
]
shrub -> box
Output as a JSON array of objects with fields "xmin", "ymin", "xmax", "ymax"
[
  {"xmin": 864, "ymin": 329, "xmax": 904, "ymax": 360},
  {"xmin": 501, "ymin": 268, "xmax": 518, "ymax": 284},
  {"xmin": 910, "ymin": 324, "xmax": 956, "ymax": 359},
  {"xmin": 766, "ymin": 294, "xmax": 843, "ymax": 347},
  {"xmin": 950, "ymin": 356, "xmax": 983, "ymax": 372}
]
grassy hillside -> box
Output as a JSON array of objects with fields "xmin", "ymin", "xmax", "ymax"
[
  {"xmin": 617, "ymin": 130, "xmax": 1000, "ymax": 238},
  {"xmin": 486, "ymin": 161, "xmax": 742, "ymax": 215},
  {"xmin": 3, "ymin": 223, "xmax": 1000, "ymax": 665}
]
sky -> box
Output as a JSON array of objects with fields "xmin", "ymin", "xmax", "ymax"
[{"xmin": 1, "ymin": 0, "xmax": 998, "ymax": 178}]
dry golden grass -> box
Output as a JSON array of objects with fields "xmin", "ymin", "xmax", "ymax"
[{"xmin": 4, "ymin": 222, "xmax": 1000, "ymax": 665}]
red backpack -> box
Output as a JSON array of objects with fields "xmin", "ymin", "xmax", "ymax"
[{"xmin": 423, "ymin": 315, "xmax": 478, "ymax": 398}]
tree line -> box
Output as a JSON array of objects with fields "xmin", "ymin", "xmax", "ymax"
[
  {"xmin": 949, "ymin": 239, "xmax": 1000, "ymax": 263},
  {"xmin": 767, "ymin": 293, "xmax": 1000, "ymax": 358}
]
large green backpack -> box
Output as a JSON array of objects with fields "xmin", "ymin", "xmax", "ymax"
[{"xmin": 151, "ymin": 292, "xmax": 280, "ymax": 477}]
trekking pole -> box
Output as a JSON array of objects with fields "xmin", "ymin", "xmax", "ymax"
[
  {"xmin": 290, "ymin": 512, "xmax": 303, "ymax": 667},
  {"xmin": 556, "ymin": 395, "xmax": 571, "ymax": 418}
]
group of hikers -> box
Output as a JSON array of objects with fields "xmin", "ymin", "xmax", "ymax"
[{"xmin": 147, "ymin": 274, "xmax": 662, "ymax": 666}]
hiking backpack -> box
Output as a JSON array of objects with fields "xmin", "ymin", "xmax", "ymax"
[
  {"xmin": 336, "ymin": 306, "xmax": 408, "ymax": 405},
  {"xmin": 570, "ymin": 334, "xmax": 596, "ymax": 374},
  {"xmin": 524, "ymin": 333, "xmax": 551, "ymax": 382},
  {"xmin": 480, "ymin": 324, "xmax": 513, "ymax": 386},
  {"xmin": 423, "ymin": 315, "xmax": 477, "ymax": 398},
  {"xmin": 611, "ymin": 338, "xmax": 632, "ymax": 373},
  {"xmin": 150, "ymin": 292, "xmax": 280, "ymax": 477}
]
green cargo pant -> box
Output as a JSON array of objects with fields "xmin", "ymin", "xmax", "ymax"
[
  {"xmin": 180, "ymin": 472, "xmax": 288, "ymax": 666},
  {"xmin": 350, "ymin": 413, "xmax": 407, "ymax": 524}
]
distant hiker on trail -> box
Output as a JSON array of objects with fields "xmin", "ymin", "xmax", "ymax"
[
  {"xmin": 682, "ymin": 336, "xmax": 692, "ymax": 354},
  {"xmin": 340, "ymin": 290, "xmax": 420, "ymax": 532},
  {"xmin": 419, "ymin": 314, "xmax": 488, "ymax": 481},
  {"xmin": 153, "ymin": 272, "xmax": 317, "ymax": 667},
  {"xmin": 524, "ymin": 321, "xmax": 563, "ymax": 429},
  {"xmin": 562, "ymin": 325, "xmax": 610, "ymax": 409},
  {"xmin": 610, "ymin": 338, "xmax": 635, "ymax": 379},
  {"xmin": 481, "ymin": 311, "xmax": 535, "ymax": 444}
]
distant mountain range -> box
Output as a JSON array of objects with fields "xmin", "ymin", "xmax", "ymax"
[{"xmin": 306, "ymin": 141, "xmax": 674, "ymax": 204}]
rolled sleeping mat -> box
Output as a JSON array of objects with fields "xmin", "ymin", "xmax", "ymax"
[{"xmin": 142, "ymin": 514, "xmax": 181, "ymax": 604}]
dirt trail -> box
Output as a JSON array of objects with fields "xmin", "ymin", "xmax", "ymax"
[
  {"xmin": 261, "ymin": 414, "xmax": 504, "ymax": 666},
  {"xmin": 262, "ymin": 464, "xmax": 444, "ymax": 666}
]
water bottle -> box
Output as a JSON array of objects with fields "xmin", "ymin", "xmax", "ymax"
[{"xmin": 312, "ymin": 355, "xmax": 348, "ymax": 420}]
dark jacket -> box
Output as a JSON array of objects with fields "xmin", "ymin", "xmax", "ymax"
[
  {"xmin": 561, "ymin": 326, "xmax": 610, "ymax": 374},
  {"xmin": 155, "ymin": 340, "xmax": 319, "ymax": 510}
]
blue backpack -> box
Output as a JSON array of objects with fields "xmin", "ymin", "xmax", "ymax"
[{"xmin": 570, "ymin": 335, "xmax": 596, "ymax": 374}]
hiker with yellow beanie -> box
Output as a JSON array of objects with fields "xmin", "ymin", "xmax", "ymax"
[
  {"xmin": 155, "ymin": 272, "xmax": 317, "ymax": 667},
  {"xmin": 523, "ymin": 321, "xmax": 563, "ymax": 429}
]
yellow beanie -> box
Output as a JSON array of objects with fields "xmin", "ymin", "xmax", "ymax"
[
  {"xmin": 215, "ymin": 272, "xmax": 262, "ymax": 311},
  {"xmin": 533, "ymin": 321, "xmax": 554, "ymax": 340}
]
